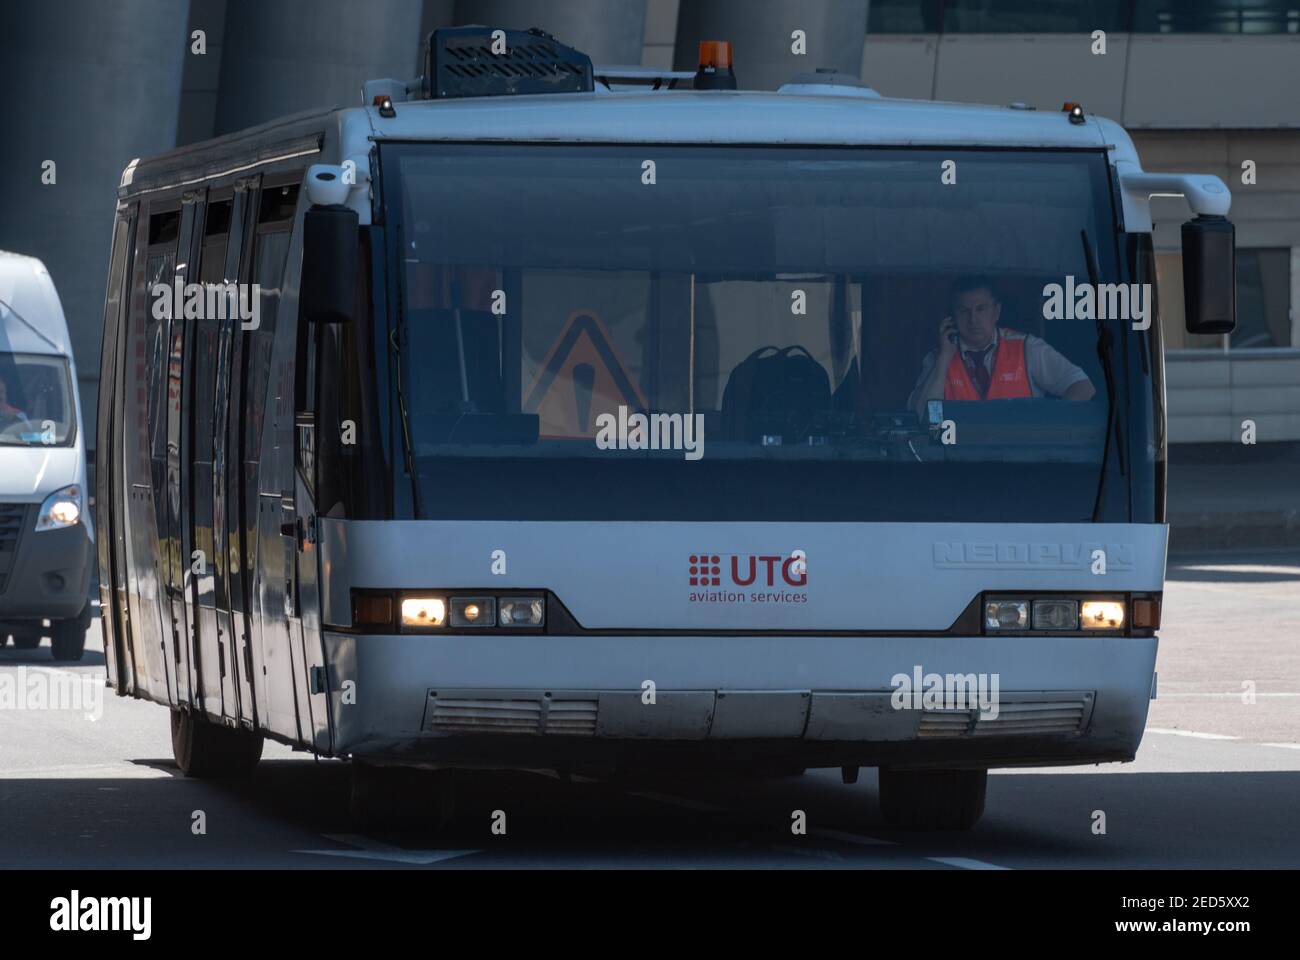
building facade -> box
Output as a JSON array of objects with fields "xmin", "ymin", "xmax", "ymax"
[{"xmin": 0, "ymin": 0, "xmax": 1295, "ymax": 450}]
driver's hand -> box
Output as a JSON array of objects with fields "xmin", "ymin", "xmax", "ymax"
[{"xmin": 938, "ymin": 316, "xmax": 959, "ymax": 359}]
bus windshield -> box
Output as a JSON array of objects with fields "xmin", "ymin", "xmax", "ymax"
[
  {"xmin": 383, "ymin": 143, "xmax": 1145, "ymax": 523},
  {"xmin": 0, "ymin": 352, "xmax": 75, "ymax": 447}
]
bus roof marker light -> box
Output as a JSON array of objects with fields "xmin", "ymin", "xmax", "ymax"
[
  {"xmin": 1062, "ymin": 102, "xmax": 1085, "ymax": 125},
  {"xmin": 695, "ymin": 40, "xmax": 737, "ymax": 91},
  {"xmin": 373, "ymin": 94, "xmax": 396, "ymax": 118}
]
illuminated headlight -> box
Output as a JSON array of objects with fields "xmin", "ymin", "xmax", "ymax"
[
  {"xmin": 498, "ymin": 597, "xmax": 544, "ymax": 627},
  {"xmin": 401, "ymin": 596, "xmax": 446, "ymax": 629},
  {"xmin": 1032, "ymin": 599, "xmax": 1079, "ymax": 631},
  {"xmin": 1081, "ymin": 600, "xmax": 1125, "ymax": 630},
  {"xmin": 984, "ymin": 599, "xmax": 1029, "ymax": 630},
  {"xmin": 35, "ymin": 484, "xmax": 82, "ymax": 531},
  {"xmin": 450, "ymin": 597, "xmax": 495, "ymax": 628}
]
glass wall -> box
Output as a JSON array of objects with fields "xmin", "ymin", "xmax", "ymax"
[{"xmin": 868, "ymin": 0, "xmax": 1300, "ymax": 34}]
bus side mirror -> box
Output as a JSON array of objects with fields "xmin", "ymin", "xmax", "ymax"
[
  {"xmin": 1181, "ymin": 215, "xmax": 1235, "ymax": 335},
  {"xmin": 301, "ymin": 204, "xmax": 358, "ymax": 324}
]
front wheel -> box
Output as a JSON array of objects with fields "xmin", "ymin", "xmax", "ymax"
[
  {"xmin": 170, "ymin": 708, "xmax": 263, "ymax": 778},
  {"xmin": 50, "ymin": 604, "xmax": 91, "ymax": 661},
  {"xmin": 878, "ymin": 767, "xmax": 987, "ymax": 830},
  {"xmin": 10, "ymin": 632, "xmax": 41, "ymax": 650}
]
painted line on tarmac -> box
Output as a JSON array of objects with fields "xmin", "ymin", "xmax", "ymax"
[
  {"xmin": 809, "ymin": 827, "xmax": 895, "ymax": 847},
  {"xmin": 770, "ymin": 843, "xmax": 845, "ymax": 862},
  {"xmin": 1147, "ymin": 727, "xmax": 1239, "ymax": 740},
  {"xmin": 626, "ymin": 790, "xmax": 729, "ymax": 813},
  {"xmin": 1262, "ymin": 742, "xmax": 1300, "ymax": 750},
  {"xmin": 928, "ymin": 856, "xmax": 1010, "ymax": 871},
  {"xmin": 295, "ymin": 833, "xmax": 479, "ymax": 865},
  {"xmin": 1160, "ymin": 692, "xmax": 1300, "ymax": 698}
]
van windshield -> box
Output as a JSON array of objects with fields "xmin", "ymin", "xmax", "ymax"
[
  {"xmin": 0, "ymin": 353, "xmax": 76, "ymax": 446},
  {"xmin": 382, "ymin": 143, "xmax": 1147, "ymax": 523}
]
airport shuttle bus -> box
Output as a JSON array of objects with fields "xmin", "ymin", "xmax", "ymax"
[{"xmin": 97, "ymin": 27, "xmax": 1236, "ymax": 829}]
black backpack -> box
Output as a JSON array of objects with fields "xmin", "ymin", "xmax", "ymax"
[{"xmin": 721, "ymin": 345, "xmax": 832, "ymax": 443}]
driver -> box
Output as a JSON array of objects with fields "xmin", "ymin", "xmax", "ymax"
[
  {"xmin": 910, "ymin": 276, "xmax": 1095, "ymax": 418},
  {"xmin": 0, "ymin": 376, "xmax": 28, "ymax": 423}
]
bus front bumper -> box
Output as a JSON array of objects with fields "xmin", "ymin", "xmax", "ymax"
[{"xmin": 323, "ymin": 631, "xmax": 1157, "ymax": 771}]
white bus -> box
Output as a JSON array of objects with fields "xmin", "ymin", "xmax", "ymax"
[{"xmin": 97, "ymin": 26, "xmax": 1235, "ymax": 830}]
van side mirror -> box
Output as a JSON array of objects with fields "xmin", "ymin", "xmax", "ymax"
[
  {"xmin": 1181, "ymin": 215, "xmax": 1235, "ymax": 335},
  {"xmin": 301, "ymin": 204, "xmax": 358, "ymax": 324}
]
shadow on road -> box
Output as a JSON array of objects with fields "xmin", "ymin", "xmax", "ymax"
[{"xmin": 2, "ymin": 759, "xmax": 1298, "ymax": 869}]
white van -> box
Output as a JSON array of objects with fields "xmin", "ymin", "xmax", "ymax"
[{"xmin": 0, "ymin": 251, "xmax": 93, "ymax": 660}]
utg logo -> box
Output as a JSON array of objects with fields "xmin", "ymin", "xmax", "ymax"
[
  {"xmin": 688, "ymin": 554, "xmax": 721, "ymax": 587},
  {"xmin": 689, "ymin": 553, "xmax": 807, "ymax": 587}
]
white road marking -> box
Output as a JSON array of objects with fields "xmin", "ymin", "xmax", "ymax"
[
  {"xmin": 1146, "ymin": 727, "xmax": 1239, "ymax": 740},
  {"xmin": 626, "ymin": 790, "xmax": 728, "ymax": 813},
  {"xmin": 295, "ymin": 833, "xmax": 479, "ymax": 865},
  {"xmin": 1262, "ymin": 742, "xmax": 1300, "ymax": 751},
  {"xmin": 928, "ymin": 856, "xmax": 1010, "ymax": 871},
  {"xmin": 1159, "ymin": 692, "xmax": 1300, "ymax": 698},
  {"xmin": 770, "ymin": 843, "xmax": 844, "ymax": 862},
  {"xmin": 809, "ymin": 827, "xmax": 895, "ymax": 847}
]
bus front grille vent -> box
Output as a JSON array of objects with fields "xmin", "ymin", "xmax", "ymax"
[
  {"xmin": 428, "ymin": 695, "xmax": 598, "ymax": 737},
  {"xmin": 918, "ymin": 695, "xmax": 1093, "ymax": 738}
]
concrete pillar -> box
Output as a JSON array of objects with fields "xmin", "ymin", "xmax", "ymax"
[
  {"xmin": 674, "ymin": 0, "xmax": 868, "ymax": 90},
  {"xmin": 0, "ymin": 0, "xmax": 192, "ymax": 445},
  {"xmin": 454, "ymin": 0, "xmax": 648, "ymax": 65},
  {"xmin": 214, "ymin": 0, "xmax": 425, "ymax": 135}
]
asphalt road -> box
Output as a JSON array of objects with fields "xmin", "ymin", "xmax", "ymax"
[{"xmin": 1, "ymin": 548, "xmax": 1297, "ymax": 869}]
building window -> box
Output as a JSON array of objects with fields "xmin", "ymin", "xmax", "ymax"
[
  {"xmin": 1158, "ymin": 247, "xmax": 1294, "ymax": 350},
  {"xmin": 866, "ymin": 1, "xmax": 1300, "ymax": 34},
  {"xmin": 1132, "ymin": 1, "xmax": 1300, "ymax": 34}
]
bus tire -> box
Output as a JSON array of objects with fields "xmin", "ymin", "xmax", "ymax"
[
  {"xmin": 10, "ymin": 632, "xmax": 41, "ymax": 649},
  {"xmin": 170, "ymin": 708, "xmax": 264, "ymax": 778},
  {"xmin": 50, "ymin": 604, "xmax": 92, "ymax": 661},
  {"xmin": 878, "ymin": 767, "xmax": 987, "ymax": 830},
  {"xmin": 349, "ymin": 762, "xmax": 456, "ymax": 833}
]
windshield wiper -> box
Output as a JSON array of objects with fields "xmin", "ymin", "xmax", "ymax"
[
  {"xmin": 391, "ymin": 222, "xmax": 423, "ymax": 518},
  {"xmin": 1082, "ymin": 229, "xmax": 1127, "ymax": 522}
]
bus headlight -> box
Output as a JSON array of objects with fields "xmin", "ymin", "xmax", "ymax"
[
  {"xmin": 401, "ymin": 596, "xmax": 446, "ymax": 629},
  {"xmin": 35, "ymin": 484, "xmax": 82, "ymax": 531},
  {"xmin": 1080, "ymin": 600, "xmax": 1125, "ymax": 630},
  {"xmin": 1032, "ymin": 599, "xmax": 1079, "ymax": 631},
  {"xmin": 499, "ymin": 597, "xmax": 545, "ymax": 627},
  {"xmin": 984, "ymin": 599, "xmax": 1029, "ymax": 630},
  {"xmin": 450, "ymin": 597, "xmax": 495, "ymax": 628}
]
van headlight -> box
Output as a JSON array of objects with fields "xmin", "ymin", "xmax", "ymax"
[{"xmin": 35, "ymin": 484, "xmax": 82, "ymax": 531}]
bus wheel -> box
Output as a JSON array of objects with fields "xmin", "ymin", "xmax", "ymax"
[
  {"xmin": 50, "ymin": 604, "xmax": 91, "ymax": 661},
  {"xmin": 878, "ymin": 767, "xmax": 987, "ymax": 830},
  {"xmin": 170, "ymin": 709, "xmax": 264, "ymax": 778},
  {"xmin": 10, "ymin": 632, "xmax": 41, "ymax": 650},
  {"xmin": 349, "ymin": 762, "xmax": 456, "ymax": 833}
]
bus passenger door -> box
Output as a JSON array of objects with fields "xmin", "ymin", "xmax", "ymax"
[
  {"xmin": 174, "ymin": 192, "xmax": 220, "ymax": 717},
  {"xmin": 97, "ymin": 207, "xmax": 136, "ymax": 694},
  {"xmin": 192, "ymin": 190, "xmax": 241, "ymax": 724},
  {"xmin": 218, "ymin": 182, "xmax": 259, "ymax": 729},
  {"xmin": 242, "ymin": 181, "xmax": 302, "ymax": 743}
]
